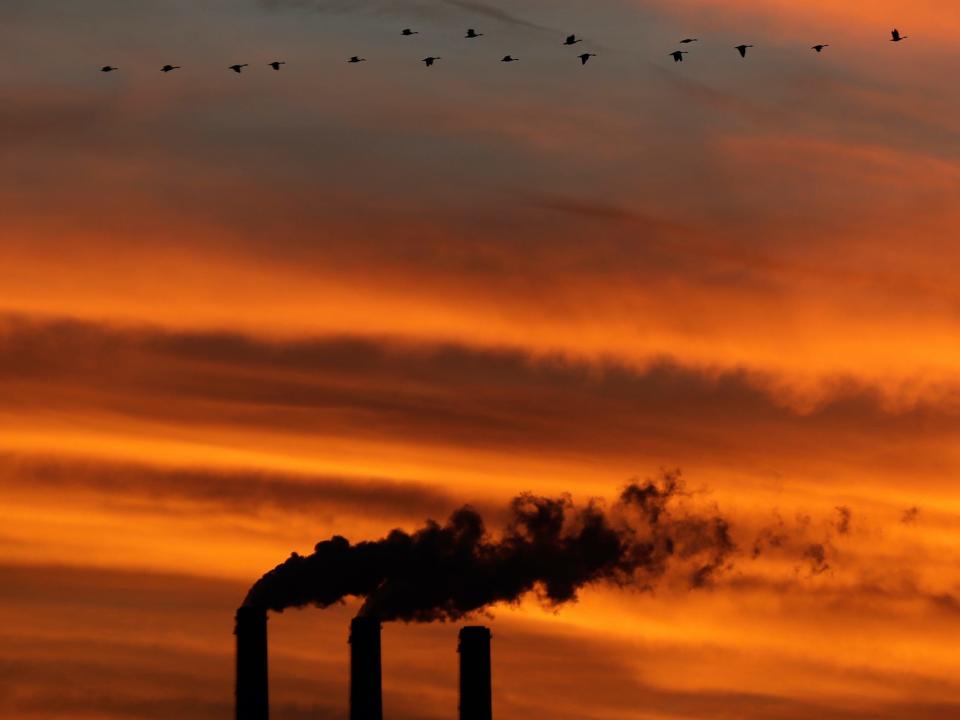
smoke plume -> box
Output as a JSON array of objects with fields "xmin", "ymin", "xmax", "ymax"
[{"xmin": 244, "ymin": 472, "xmax": 734, "ymax": 620}]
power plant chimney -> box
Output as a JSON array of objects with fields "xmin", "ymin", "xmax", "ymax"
[
  {"xmin": 350, "ymin": 617, "xmax": 383, "ymax": 720},
  {"xmin": 235, "ymin": 606, "xmax": 269, "ymax": 720},
  {"xmin": 458, "ymin": 626, "xmax": 492, "ymax": 720}
]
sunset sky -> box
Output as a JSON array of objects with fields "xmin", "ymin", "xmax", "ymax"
[{"xmin": 3, "ymin": 0, "xmax": 960, "ymax": 718}]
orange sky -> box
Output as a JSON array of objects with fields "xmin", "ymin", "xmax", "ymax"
[{"xmin": 3, "ymin": 1, "xmax": 960, "ymax": 719}]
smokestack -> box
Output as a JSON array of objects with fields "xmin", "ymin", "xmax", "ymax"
[
  {"xmin": 235, "ymin": 606, "xmax": 269, "ymax": 720},
  {"xmin": 350, "ymin": 617, "xmax": 383, "ymax": 720},
  {"xmin": 458, "ymin": 626, "xmax": 492, "ymax": 720}
]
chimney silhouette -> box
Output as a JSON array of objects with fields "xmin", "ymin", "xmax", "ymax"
[
  {"xmin": 350, "ymin": 617, "xmax": 383, "ymax": 720},
  {"xmin": 458, "ymin": 626, "xmax": 492, "ymax": 720},
  {"xmin": 235, "ymin": 606, "xmax": 269, "ymax": 720}
]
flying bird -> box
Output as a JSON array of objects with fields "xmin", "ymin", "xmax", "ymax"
[
  {"xmin": 160, "ymin": 64, "xmax": 181, "ymax": 72},
  {"xmin": 465, "ymin": 28, "xmax": 483, "ymax": 38},
  {"xmin": 100, "ymin": 65, "xmax": 118, "ymax": 72},
  {"xmin": 890, "ymin": 28, "xmax": 907, "ymax": 42},
  {"xmin": 578, "ymin": 52, "xmax": 596, "ymax": 65},
  {"xmin": 268, "ymin": 61, "xmax": 285, "ymax": 70},
  {"xmin": 501, "ymin": 55, "xmax": 518, "ymax": 62},
  {"xmin": 229, "ymin": 64, "xmax": 249, "ymax": 73},
  {"xmin": 402, "ymin": 28, "xmax": 418, "ymax": 36},
  {"xmin": 670, "ymin": 50, "xmax": 688, "ymax": 63},
  {"xmin": 422, "ymin": 56, "xmax": 441, "ymax": 67},
  {"xmin": 679, "ymin": 38, "xmax": 699, "ymax": 43},
  {"xmin": 348, "ymin": 56, "xmax": 366, "ymax": 63},
  {"xmin": 564, "ymin": 34, "xmax": 582, "ymax": 45},
  {"xmin": 811, "ymin": 44, "xmax": 829, "ymax": 52},
  {"xmin": 735, "ymin": 44, "xmax": 753, "ymax": 57}
]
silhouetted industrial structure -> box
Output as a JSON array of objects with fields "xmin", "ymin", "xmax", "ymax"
[
  {"xmin": 458, "ymin": 627, "xmax": 493, "ymax": 720},
  {"xmin": 234, "ymin": 611, "xmax": 495, "ymax": 720},
  {"xmin": 235, "ymin": 606, "xmax": 269, "ymax": 720},
  {"xmin": 350, "ymin": 617, "xmax": 384, "ymax": 720}
]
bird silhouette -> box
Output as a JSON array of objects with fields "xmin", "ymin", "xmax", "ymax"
[
  {"xmin": 501, "ymin": 55, "xmax": 518, "ymax": 62},
  {"xmin": 402, "ymin": 28, "xmax": 418, "ymax": 36},
  {"xmin": 160, "ymin": 64, "xmax": 181, "ymax": 72},
  {"xmin": 100, "ymin": 66, "xmax": 118, "ymax": 72},
  {"xmin": 268, "ymin": 61, "xmax": 285, "ymax": 70},
  {"xmin": 564, "ymin": 34, "xmax": 582, "ymax": 45},
  {"xmin": 811, "ymin": 44, "xmax": 829, "ymax": 52},
  {"xmin": 422, "ymin": 56, "xmax": 441, "ymax": 67},
  {"xmin": 229, "ymin": 64, "xmax": 249, "ymax": 73},
  {"xmin": 890, "ymin": 28, "xmax": 907, "ymax": 42},
  {"xmin": 679, "ymin": 38, "xmax": 699, "ymax": 43},
  {"xmin": 670, "ymin": 50, "xmax": 688, "ymax": 63},
  {"xmin": 578, "ymin": 52, "xmax": 596, "ymax": 65},
  {"xmin": 348, "ymin": 56, "xmax": 366, "ymax": 63},
  {"xmin": 465, "ymin": 28, "xmax": 483, "ymax": 38},
  {"xmin": 735, "ymin": 44, "xmax": 753, "ymax": 57}
]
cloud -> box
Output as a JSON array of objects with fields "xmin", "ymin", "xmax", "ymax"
[
  {"xmin": 440, "ymin": 0, "xmax": 552, "ymax": 31},
  {"xmin": 0, "ymin": 453, "xmax": 462, "ymax": 522},
  {"xmin": 258, "ymin": 0, "xmax": 553, "ymax": 31},
  {"xmin": 5, "ymin": 313, "xmax": 960, "ymax": 482}
]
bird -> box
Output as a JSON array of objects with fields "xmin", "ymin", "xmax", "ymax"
[
  {"xmin": 679, "ymin": 38, "xmax": 699, "ymax": 43},
  {"xmin": 811, "ymin": 44, "xmax": 829, "ymax": 52},
  {"xmin": 735, "ymin": 44, "xmax": 753, "ymax": 57},
  {"xmin": 501, "ymin": 55, "xmax": 518, "ymax": 62},
  {"xmin": 348, "ymin": 56, "xmax": 366, "ymax": 63},
  {"xmin": 465, "ymin": 28, "xmax": 483, "ymax": 38},
  {"xmin": 578, "ymin": 52, "xmax": 596, "ymax": 65},
  {"xmin": 402, "ymin": 28, "xmax": 418, "ymax": 36},
  {"xmin": 422, "ymin": 56, "xmax": 441, "ymax": 67},
  {"xmin": 160, "ymin": 64, "xmax": 180, "ymax": 72},
  {"xmin": 268, "ymin": 61, "xmax": 285, "ymax": 70},
  {"xmin": 228, "ymin": 64, "xmax": 249, "ymax": 73},
  {"xmin": 670, "ymin": 50, "xmax": 688, "ymax": 63},
  {"xmin": 890, "ymin": 28, "xmax": 907, "ymax": 42},
  {"xmin": 100, "ymin": 65, "xmax": 118, "ymax": 72},
  {"xmin": 564, "ymin": 34, "xmax": 582, "ymax": 45}
]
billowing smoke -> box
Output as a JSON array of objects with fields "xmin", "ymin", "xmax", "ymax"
[{"xmin": 243, "ymin": 473, "xmax": 734, "ymax": 621}]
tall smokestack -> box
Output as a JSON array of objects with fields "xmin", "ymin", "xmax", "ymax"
[
  {"xmin": 235, "ymin": 606, "xmax": 269, "ymax": 720},
  {"xmin": 350, "ymin": 617, "xmax": 383, "ymax": 720},
  {"xmin": 458, "ymin": 626, "xmax": 492, "ymax": 720}
]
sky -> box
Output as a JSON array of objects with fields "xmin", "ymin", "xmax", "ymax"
[{"xmin": 2, "ymin": 0, "xmax": 960, "ymax": 718}]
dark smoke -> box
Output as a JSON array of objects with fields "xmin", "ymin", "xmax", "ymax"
[
  {"xmin": 751, "ymin": 508, "xmax": 858, "ymax": 576},
  {"xmin": 803, "ymin": 543, "xmax": 831, "ymax": 575},
  {"xmin": 833, "ymin": 506, "xmax": 852, "ymax": 535},
  {"xmin": 244, "ymin": 472, "xmax": 734, "ymax": 620}
]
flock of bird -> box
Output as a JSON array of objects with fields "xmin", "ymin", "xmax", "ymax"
[{"xmin": 97, "ymin": 27, "xmax": 911, "ymax": 73}]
